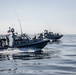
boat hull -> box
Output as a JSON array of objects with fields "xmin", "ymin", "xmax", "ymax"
[
  {"xmin": 14, "ymin": 39, "xmax": 50, "ymax": 49},
  {"xmin": 45, "ymin": 35, "xmax": 63, "ymax": 40},
  {"xmin": 0, "ymin": 39, "xmax": 50, "ymax": 50}
]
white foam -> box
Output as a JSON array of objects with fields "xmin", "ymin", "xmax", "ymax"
[{"xmin": 0, "ymin": 48, "xmax": 23, "ymax": 55}]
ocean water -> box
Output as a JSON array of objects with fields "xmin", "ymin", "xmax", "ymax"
[{"xmin": 0, "ymin": 35, "xmax": 76, "ymax": 75}]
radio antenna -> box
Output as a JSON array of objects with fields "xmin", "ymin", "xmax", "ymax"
[
  {"xmin": 14, "ymin": 9, "xmax": 23, "ymax": 35},
  {"xmin": 47, "ymin": 24, "xmax": 51, "ymax": 32}
]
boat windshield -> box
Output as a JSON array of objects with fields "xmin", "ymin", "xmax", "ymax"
[{"xmin": 21, "ymin": 34, "xmax": 31, "ymax": 40}]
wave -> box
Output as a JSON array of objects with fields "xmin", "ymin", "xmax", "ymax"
[{"xmin": 62, "ymin": 44, "xmax": 76, "ymax": 47}]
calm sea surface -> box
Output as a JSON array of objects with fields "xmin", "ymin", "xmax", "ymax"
[{"xmin": 0, "ymin": 35, "xmax": 76, "ymax": 75}]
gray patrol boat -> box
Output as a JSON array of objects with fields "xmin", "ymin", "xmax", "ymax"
[{"xmin": 0, "ymin": 28, "xmax": 50, "ymax": 50}]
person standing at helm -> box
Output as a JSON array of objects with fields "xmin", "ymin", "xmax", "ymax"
[{"xmin": 7, "ymin": 27, "xmax": 15, "ymax": 47}]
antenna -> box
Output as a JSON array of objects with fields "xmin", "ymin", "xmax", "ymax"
[
  {"xmin": 13, "ymin": 9, "xmax": 23, "ymax": 35},
  {"xmin": 47, "ymin": 24, "xmax": 51, "ymax": 32}
]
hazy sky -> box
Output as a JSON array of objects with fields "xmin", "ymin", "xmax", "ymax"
[{"xmin": 0, "ymin": 0, "xmax": 76, "ymax": 34}]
